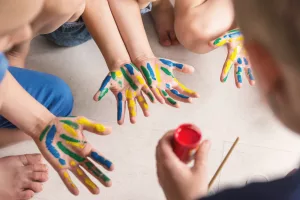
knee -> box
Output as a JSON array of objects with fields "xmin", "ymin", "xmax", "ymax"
[
  {"xmin": 44, "ymin": 0, "xmax": 85, "ymax": 16},
  {"xmin": 175, "ymin": 15, "xmax": 214, "ymax": 54},
  {"xmin": 46, "ymin": 75, "xmax": 74, "ymax": 117}
]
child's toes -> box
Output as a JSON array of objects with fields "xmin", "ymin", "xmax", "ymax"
[
  {"xmin": 18, "ymin": 190, "xmax": 35, "ymax": 200},
  {"xmin": 24, "ymin": 181, "xmax": 43, "ymax": 193},
  {"xmin": 158, "ymin": 32, "xmax": 172, "ymax": 46},
  {"xmin": 26, "ymin": 164, "xmax": 48, "ymax": 172},
  {"xmin": 30, "ymin": 172, "xmax": 49, "ymax": 182},
  {"xmin": 19, "ymin": 154, "xmax": 43, "ymax": 165}
]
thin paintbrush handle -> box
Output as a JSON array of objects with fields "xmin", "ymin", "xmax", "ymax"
[{"xmin": 208, "ymin": 137, "xmax": 240, "ymax": 189}]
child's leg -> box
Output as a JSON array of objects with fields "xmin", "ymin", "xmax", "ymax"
[
  {"xmin": 0, "ymin": 66, "xmax": 74, "ymax": 147},
  {"xmin": 174, "ymin": 0, "xmax": 235, "ymax": 53},
  {"xmin": 151, "ymin": 0, "xmax": 179, "ymax": 46}
]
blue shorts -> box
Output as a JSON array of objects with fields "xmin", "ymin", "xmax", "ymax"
[
  {"xmin": 44, "ymin": 4, "xmax": 152, "ymax": 47},
  {"xmin": 0, "ymin": 67, "xmax": 74, "ymax": 128}
]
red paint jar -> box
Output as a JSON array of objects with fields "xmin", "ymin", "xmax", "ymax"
[{"xmin": 173, "ymin": 124, "xmax": 202, "ymax": 163}]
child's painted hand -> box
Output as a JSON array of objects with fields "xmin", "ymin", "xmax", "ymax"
[
  {"xmin": 94, "ymin": 63, "xmax": 154, "ymax": 125},
  {"xmin": 134, "ymin": 58, "xmax": 199, "ymax": 107},
  {"xmin": 211, "ymin": 29, "xmax": 255, "ymax": 88},
  {"xmin": 34, "ymin": 116, "xmax": 113, "ymax": 196}
]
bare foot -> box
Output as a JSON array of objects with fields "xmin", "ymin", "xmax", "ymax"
[
  {"xmin": 151, "ymin": 0, "xmax": 179, "ymax": 46},
  {"xmin": 0, "ymin": 154, "xmax": 48, "ymax": 200},
  {"xmin": 5, "ymin": 41, "xmax": 30, "ymax": 68}
]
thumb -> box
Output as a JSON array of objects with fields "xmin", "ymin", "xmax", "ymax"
[{"xmin": 192, "ymin": 140, "xmax": 211, "ymax": 172}]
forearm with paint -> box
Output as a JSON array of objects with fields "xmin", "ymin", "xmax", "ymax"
[
  {"xmin": 0, "ymin": 71, "xmax": 54, "ymax": 138},
  {"xmin": 108, "ymin": 0, "xmax": 155, "ymax": 62},
  {"xmin": 83, "ymin": 0, "xmax": 131, "ymax": 71}
]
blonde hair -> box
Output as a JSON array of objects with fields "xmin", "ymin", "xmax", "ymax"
[{"xmin": 234, "ymin": 0, "xmax": 300, "ymax": 69}]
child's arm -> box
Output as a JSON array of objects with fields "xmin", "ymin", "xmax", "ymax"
[{"xmin": 108, "ymin": 0, "xmax": 199, "ymax": 107}]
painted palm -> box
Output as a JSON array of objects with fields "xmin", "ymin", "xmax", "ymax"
[
  {"xmin": 134, "ymin": 58, "xmax": 199, "ymax": 107},
  {"xmin": 35, "ymin": 116, "xmax": 113, "ymax": 195},
  {"xmin": 211, "ymin": 29, "xmax": 255, "ymax": 88},
  {"xmin": 94, "ymin": 63, "xmax": 153, "ymax": 125}
]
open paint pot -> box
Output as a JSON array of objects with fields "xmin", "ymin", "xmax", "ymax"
[{"xmin": 173, "ymin": 124, "xmax": 202, "ymax": 163}]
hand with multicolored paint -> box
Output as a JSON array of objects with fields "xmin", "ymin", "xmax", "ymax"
[
  {"xmin": 134, "ymin": 58, "xmax": 199, "ymax": 107},
  {"xmin": 34, "ymin": 116, "xmax": 113, "ymax": 195},
  {"xmin": 211, "ymin": 29, "xmax": 255, "ymax": 88},
  {"xmin": 94, "ymin": 63, "xmax": 154, "ymax": 125}
]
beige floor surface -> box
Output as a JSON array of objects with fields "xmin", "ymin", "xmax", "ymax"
[{"xmin": 1, "ymin": 14, "xmax": 300, "ymax": 200}]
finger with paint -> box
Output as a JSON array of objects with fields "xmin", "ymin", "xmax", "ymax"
[
  {"xmin": 36, "ymin": 116, "xmax": 113, "ymax": 195},
  {"xmin": 210, "ymin": 28, "xmax": 255, "ymax": 87},
  {"xmin": 94, "ymin": 63, "xmax": 154, "ymax": 125},
  {"xmin": 134, "ymin": 58, "xmax": 199, "ymax": 108}
]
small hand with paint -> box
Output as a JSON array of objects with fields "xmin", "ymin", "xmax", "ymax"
[
  {"xmin": 94, "ymin": 63, "xmax": 154, "ymax": 124},
  {"xmin": 34, "ymin": 116, "xmax": 113, "ymax": 195},
  {"xmin": 211, "ymin": 28, "xmax": 255, "ymax": 88},
  {"xmin": 133, "ymin": 58, "xmax": 199, "ymax": 107}
]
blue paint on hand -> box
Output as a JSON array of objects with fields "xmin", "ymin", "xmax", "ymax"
[
  {"xmin": 91, "ymin": 151, "xmax": 112, "ymax": 168},
  {"xmin": 237, "ymin": 58, "xmax": 243, "ymax": 64},
  {"xmin": 228, "ymin": 31, "xmax": 242, "ymax": 39},
  {"xmin": 248, "ymin": 68, "xmax": 255, "ymax": 80},
  {"xmin": 59, "ymin": 158, "xmax": 66, "ymax": 165},
  {"xmin": 237, "ymin": 67, "xmax": 243, "ymax": 83},
  {"xmin": 244, "ymin": 57, "xmax": 249, "ymax": 65},
  {"xmin": 170, "ymin": 89, "xmax": 189, "ymax": 99},
  {"xmin": 46, "ymin": 125, "xmax": 61, "ymax": 159},
  {"xmin": 124, "ymin": 64, "xmax": 134, "ymax": 75},
  {"xmin": 166, "ymin": 83, "xmax": 171, "ymax": 89},
  {"xmin": 117, "ymin": 92, "xmax": 123, "ymax": 121},
  {"xmin": 159, "ymin": 58, "xmax": 183, "ymax": 70},
  {"xmin": 147, "ymin": 63, "xmax": 156, "ymax": 80},
  {"xmin": 100, "ymin": 75, "xmax": 111, "ymax": 92}
]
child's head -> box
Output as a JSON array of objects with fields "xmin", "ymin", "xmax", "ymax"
[
  {"xmin": 234, "ymin": 0, "xmax": 300, "ymax": 133},
  {"xmin": 0, "ymin": 0, "xmax": 44, "ymax": 52}
]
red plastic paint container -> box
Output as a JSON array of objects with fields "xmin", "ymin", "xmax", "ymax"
[{"xmin": 173, "ymin": 124, "xmax": 202, "ymax": 163}]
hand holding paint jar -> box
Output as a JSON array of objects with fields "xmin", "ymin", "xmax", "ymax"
[{"xmin": 173, "ymin": 124, "xmax": 202, "ymax": 163}]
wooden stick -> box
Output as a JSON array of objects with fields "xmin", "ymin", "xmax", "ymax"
[{"xmin": 208, "ymin": 137, "xmax": 240, "ymax": 189}]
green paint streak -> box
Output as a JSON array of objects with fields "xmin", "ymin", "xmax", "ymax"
[
  {"xmin": 60, "ymin": 134, "xmax": 80, "ymax": 143},
  {"xmin": 213, "ymin": 38, "xmax": 222, "ymax": 45},
  {"xmin": 120, "ymin": 67, "xmax": 138, "ymax": 90},
  {"xmin": 141, "ymin": 66, "xmax": 152, "ymax": 86},
  {"xmin": 229, "ymin": 29, "xmax": 239, "ymax": 33},
  {"xmin": 147, "ymin": 92, "xmax": 154, "ymax": 102},
  {"xmin": 118, "ymin": 81, "xmax": 123, "ymax": 88},
  {"xmin": 132, "ymin": 63, "xmax": 140, "ymax": 71},
  {"xmin": 161, "ymin": 90, "xmax": 168, "ymax": 97},
  {"xmin": 85, "ymin": 162, "xmax": 110, "ymax": 182},
  {"xmin": 57, "ymin": 142, "xmax": 85, "ymax": 162},
  {"xmin": 111, "ymin": 72, "xmax": 117, "ymax": 80},
  {"xmin": 223, "ymin": 76, "xmax": 228, "ymax": 82},
  {"xmin": 39, "ymin": 125, "xmax": 50, "ymax": 141},
  {"xmin": 68, "ymin": 116, "xmax": 77, "ymax": 118},
  {"xmin": 98, "ymin": 88, "xmax": 109, "ymax": 101},
  {"xmin": 167, "ymin": 97, "xmax": 177, "ymax": 105},
  {"xmin": 160, "ymin": 67, "xmax": 174, "ymax": 77},
  {"xmin": 60, "ymin": 120, "xmax": 79, "ymax": 129}
]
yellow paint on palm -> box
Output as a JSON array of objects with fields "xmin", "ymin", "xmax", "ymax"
[
  {"xmin": 136, "ymin": 75, "xmax": 145, "ymax": 85},
  {"xmin": 115, "ymin": 70, "xmax": 122, "ymax": 78},
  {"xmin": 155, "ymin": 64, "xmax": 162, "ymax": 86},
  {"xmin": 174, "ymin": 79, "xmax": 195, "ymax": 95},
  {"xmin": 155, "ymin": 88, "xmax": 160, "ymax": 95},
  {"xmin": 63, "ymin": 172, "xmax": 76, "ymax": 188},
  {"xmin": 77, "ymin": 118, "xmax": 106, "ymax": 133},
  {"xmin": 70, "ymin": 160, "xmax": 77, "ymax": 167},
  {"xmin": 85, "ymin": 178, "xmax": 97, "ymax": 190},
  {"xmin": 63, "ymin": 124, "xmax": 77, "ymax": 137},
  {"xmin": 137, "ymin": 96, "xmax": 149, "ymax": 110},
  {"xmin": 128, "ymin": 99, "xmax": 136, "ymax": 117},
  {"xmin": 77, "ymin": 168, "xmax": 84, "ymax": 176},
  {"xmin": 66, "ymin": 141, "xmax": 85, "ymax": 149},
  {"xmin": 126, "ymin": 90, "xmax": 136, "ymax": 99}
]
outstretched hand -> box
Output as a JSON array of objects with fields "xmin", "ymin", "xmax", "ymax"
[
  {"xmin": 134, "ymin": 57, "xmax": 199, "ymax": 107},
  {"xmin": 35, "ymin": 116, "xmax": 113, "ymax": 195},
  {"xmin": 94, "ymin": 63, "xmax": 153, "ymax": 125},
  {"xmin": 211, "ymin": 29, "xmax": 255, "ymax": 88}
]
